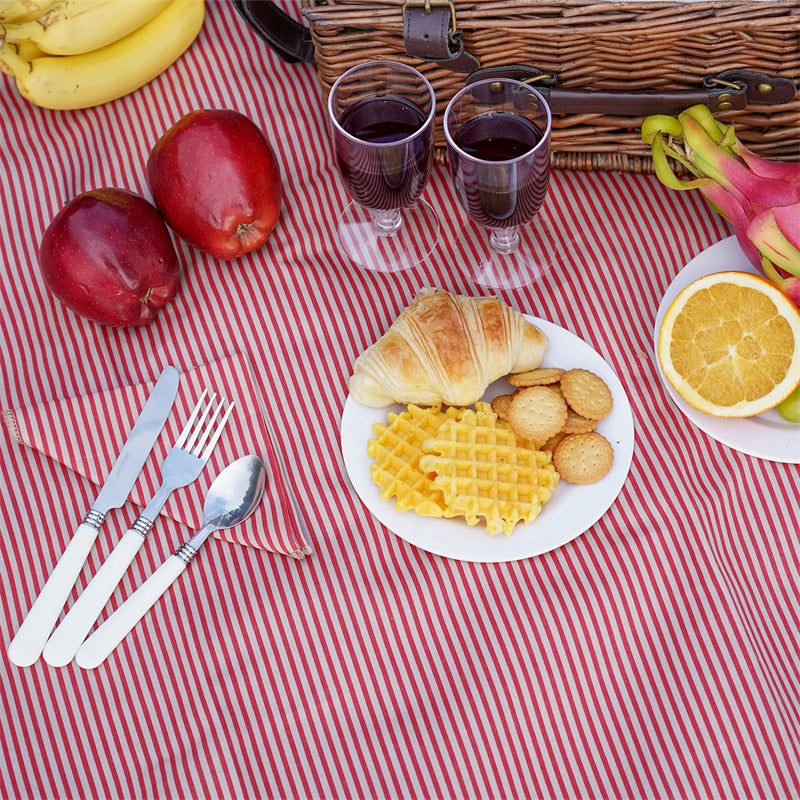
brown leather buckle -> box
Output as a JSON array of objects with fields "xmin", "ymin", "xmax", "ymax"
[
  {"xmin": 402, "ymin": 0, "xmax": 457, "ymax": 36},
  {"xmin": 705, "ymin": 70, "xmax": 797, "ymax": 107},
  {"xmin": 402, "ymin": 0, "xmax": 479, "ymax": 73}
]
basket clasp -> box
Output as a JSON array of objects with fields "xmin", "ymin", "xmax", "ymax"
[
  {"xmin": 403, "ymin": 0, "xmax": 457, "ymax": 37},
  {"xmin": 402, "ymin": 0, "xmax": 479, "ymax": 73}
]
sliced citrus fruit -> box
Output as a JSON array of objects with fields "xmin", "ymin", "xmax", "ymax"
[{"xmin": 658, "ymin": 271, "xmax": 800, "ymax": 417}]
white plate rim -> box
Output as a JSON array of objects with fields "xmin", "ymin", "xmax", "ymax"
[
  {"xmin": 341, "ymin": 316, "xmax": 636, "ymax": 562},
  {"xmin": 652, "ymin": 236, "xmax": 800, "ymax": 465}
]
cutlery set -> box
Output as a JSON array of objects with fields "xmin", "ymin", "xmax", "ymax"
[{"xmin": 8, "ymin": 366, "xmax": 266, "ymax": 670}]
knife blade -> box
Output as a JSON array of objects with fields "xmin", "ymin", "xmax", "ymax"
[
  {"xmin": 91, "ymin": 366, "xmax": 180, "ymax": 516},
  {"xmin": 7, "ymin": 365, "xmax": 180, "ymax": 668}
]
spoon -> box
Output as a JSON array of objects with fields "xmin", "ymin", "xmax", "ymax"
[{"xmin": 75, "ymin": 455, "xmax": 267, "ymax": 669}]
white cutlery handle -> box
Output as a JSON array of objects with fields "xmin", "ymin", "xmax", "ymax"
[
  {"xmin": 8, "ymin": 523, "xmax": 101, "ymax": 668},
  {"xmin": 76, "ymin": 555, "xmax": 187, "ymax": 670},
  {"xmin": 42, "ymin": 528, "xmax": 146, "ymax": 667}
]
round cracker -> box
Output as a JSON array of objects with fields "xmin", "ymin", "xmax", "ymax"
[
  {"xmin": 542, "ymin": 431, "xmax": 568, "ymax": 452},
  {"xmin": 561, "ymin": 407, "xmax": 598, "ymax": 435},
  {"xmin": 508, "ymin": 386, "xmax": 568, "ymax": 443},
  {"xmin": 560, "ymin": 369, "xmax": 613, "ymax": 420},
  {"xmin": 508, "ymin": 367, "xmax": 565, "ymax": 387},
  {"xmin": 553, "ymin": 432, "xmax": 614, "ymax": 484},
  {"xmin": 514, "ymin": 384, "xmax": 561, "ymax": 399},
  {"xmin": 491, "ymin": 394, "xmax": 513, "ymax": 422}
]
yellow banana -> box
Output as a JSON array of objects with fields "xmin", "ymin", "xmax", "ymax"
[
  {"xmin": 0, "ymin": 0, "xmax": 204, "ymax": 110},
  {"xmin": 12, "ymin": 36, "xmax": 41, "ymax": 57},
  {"xmin": 0, "ymin": 40, "xmax": 12, "ymax": 74},
  {"xmin": 0, "ymin": 36, "xmax": 42, "ymax": 74},
  {"xmin": 0, "ymin": 0, "xmax": 56, "ymax": 24},
  {"xmin": 2, "ymin": 0, "xmax": 173, "ymax": 56}
]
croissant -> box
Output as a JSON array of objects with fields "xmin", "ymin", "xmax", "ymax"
[{"xmin": 349, "ymin": 289, "xmax": 548, "ymax": 407}]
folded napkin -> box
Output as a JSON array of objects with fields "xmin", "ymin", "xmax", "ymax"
[{"xmin": 3, "ymin": 352, "xmax": 312, "ymax": 560}]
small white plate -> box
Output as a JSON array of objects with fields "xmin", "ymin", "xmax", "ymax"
[
  {"xmin": 341, "ymin": 317, "xmax": 635, "ymax": 562},
  {"xmin": 653, "ymin": 236, "xmax": 800, "ymax": 464}
]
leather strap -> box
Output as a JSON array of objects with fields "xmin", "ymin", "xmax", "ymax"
[
  {"xmin": 466, "ymin": 66, "xmax": 796, "ymax": 115},
  {"xmin": 231, "ymin": 0, "xmax": 315, "ymax": 64},
  {"xmin": 549, "ymin": 87, "xmax": 739, "ymax": 116},
  {"xmin": 403, "ymin": 3, "xmax": 479, "ymax": 73}
]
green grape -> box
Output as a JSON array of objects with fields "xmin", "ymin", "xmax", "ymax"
[{"xmin": 777, "ymin": 384, "xmax": 800, "ymax": 423}]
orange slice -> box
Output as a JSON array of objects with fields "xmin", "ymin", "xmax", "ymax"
[{"xmin": 658, "ymin": 271, "xmax": 800, "ymax": 417}]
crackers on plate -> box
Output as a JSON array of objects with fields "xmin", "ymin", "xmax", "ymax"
[
  {"xmin": 553, "ymin": 432, "xmax": 614, "ymax": 485},
  {"xmin": 497, "ymin": 367, "xmax": 615, "ymax": 484},
  {"xmin": 508, "ymin": 367, "xmax": 565, "ymax": 387},
  {"xmin": 508, "ymin": 386, "xmax": 568, "ymax": 443}
]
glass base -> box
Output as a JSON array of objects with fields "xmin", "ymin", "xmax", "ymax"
[
  {"xmin": 336, "ymin": 200, "xmax": 440, "ymax": 273},
  {"xmin": 453, "ymin": 217, "xmax": 560, "ymax": 290}
]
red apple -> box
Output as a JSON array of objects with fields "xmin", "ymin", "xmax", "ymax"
[
  {"xmin": 146, "ymin": 109, "xmax": 282, "ymax": 260},
  {"xmin": 39, "ymin": 188, "xmax": 180, "ymax": 327}
]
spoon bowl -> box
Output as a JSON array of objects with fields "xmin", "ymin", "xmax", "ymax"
[{"xmin": 202, "ymin": 455, "xmax": 267, "ymax": 531}]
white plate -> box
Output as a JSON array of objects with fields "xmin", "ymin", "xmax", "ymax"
[
  {"xmin": 341, "ymin": 317, "xmax": 635, "ymax": 562},
  {"xmin": 653, "ymin": 236, "xmax": 800, "ymax": 465}
]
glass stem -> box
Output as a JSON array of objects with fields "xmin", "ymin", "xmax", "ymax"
[
  {"xmin": 489, "ymin": 227, "xmax": 520, "ymax": 255},
  {"xmin": 370, "ymin": 209, "xmax": 402, "ymax": 237}
]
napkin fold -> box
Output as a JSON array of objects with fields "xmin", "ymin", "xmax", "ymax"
[{"xmin": 3, "ymin": 353, "xmax": 312, "ymax": 560}]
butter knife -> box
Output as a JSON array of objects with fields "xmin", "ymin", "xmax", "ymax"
[{"xmin": 7, "ymin": 365, "xmax": 180, "ymax": 668}]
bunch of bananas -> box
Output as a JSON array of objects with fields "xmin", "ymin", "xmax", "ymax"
[{"xmin": 0, "ymin": 0, "xmax": 204, "ymax": 110}]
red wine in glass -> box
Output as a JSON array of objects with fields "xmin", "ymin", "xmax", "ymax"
[
  {"xmin": 327, "ymin": 60, "xmax": 439, "ymax": 273},
  {"xmin": 450, "ymin": 111, "xmax": 550, "ymax": 229},
  {"xmin": 334, "ymin": 95, "xmax": 433, "ymax": 211},
  {"xmin": 443, "ymin": 79, "xmax": 553, "ymax": 289}
]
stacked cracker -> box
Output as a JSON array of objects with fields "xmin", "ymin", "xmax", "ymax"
[{"xmin": 492, "ymin": 368, "xmax": 615, "ymax": 485}]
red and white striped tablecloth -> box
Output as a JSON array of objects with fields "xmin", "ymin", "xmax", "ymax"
[{"xmin": 2, "ymin": 3, "xmax": 799, "ymax": 798}]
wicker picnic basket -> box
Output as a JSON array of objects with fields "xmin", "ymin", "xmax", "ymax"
[{"xmin": 297, "ymin": 0, "xmax": 800, "ymax": 172}]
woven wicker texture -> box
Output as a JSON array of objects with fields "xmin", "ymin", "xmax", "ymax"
[{"xmin": 302, "ymin": 0, "xmax": 800, "ymax": 172}]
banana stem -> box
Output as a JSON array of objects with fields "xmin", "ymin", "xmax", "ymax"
[
  {"xmin": 0, "ymin": 21, "xmax": 31, "ymax": 45},
  {"xmin": 0, "ymin": 0, "xmax": 54, "ymax": 24},
  {"xmin": 15, "ymin": 37, "xmax": 41, "ymax": 59},
  {"xmin": 0, "ymin": 37, "xmax": 29, "ymax": 74}
]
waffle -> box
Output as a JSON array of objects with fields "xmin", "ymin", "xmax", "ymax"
[
  {"xmin": 367, "ymin": 404, "xmax": 465, "ymax": 518},
  {"xmin": 419, "ymin": 402, "xmax": 559, "ymax": 535}
]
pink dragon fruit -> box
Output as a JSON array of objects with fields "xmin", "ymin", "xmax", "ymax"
[{"xmin": 642, "ymin": 105, "xmax": 800, "ymax": 305}]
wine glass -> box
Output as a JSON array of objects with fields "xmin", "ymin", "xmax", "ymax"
[
  {"xmin": 328, "ymin": 60, "xmax": 440, "ymax": 273},
  {"xmin": 444, "ymin": 79, "xmax": 553, "ymax": 289}
]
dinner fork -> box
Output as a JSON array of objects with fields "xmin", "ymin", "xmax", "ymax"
[{"xmin": 42, "ymin": 389, "xmax": 234, "ymax": 667}]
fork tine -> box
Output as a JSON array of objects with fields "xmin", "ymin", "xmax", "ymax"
[
  {"xmin": 200, "ymin": 401, "xmax": 235, "ymax": 462},
  {"xmin": 191, "ymin": 396, "xmax": 226, "ymax": 455},
  {"xmin": 174, "ymin": 389, "xmax": 208, "ymax": 448},
  {"xmin": 184, "ymin": 391, "xmax": 217, "ymax": 451}
]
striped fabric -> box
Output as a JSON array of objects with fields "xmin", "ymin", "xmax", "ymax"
[
  {"xmin": 3, "ymin": 351, "xmax": 310, "ymax": 557},
  {"xmin": 2, "ymin": 2, "xmax": 799, "ymax": 799}
]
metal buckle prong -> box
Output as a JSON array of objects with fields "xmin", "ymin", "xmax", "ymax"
[
  {"xmin": 706, "ymin": 77, "xmax": 746, "ymax": 91},
  {"xmin": 523, "ymin": 72, "xmax": 557, "ymax": 85}
]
